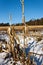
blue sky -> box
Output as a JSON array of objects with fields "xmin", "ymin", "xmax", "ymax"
[{"xmin": 0, "ymin": 0, "xmax": 43, "ymax": 24}]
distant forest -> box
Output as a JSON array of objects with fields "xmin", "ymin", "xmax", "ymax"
[
  {"xmin": 16, "ymin": 18, "xmax": 43, "ymax": 26},
  {"xmin": 26, "ymin": 18, "xmax": 43, "ymax": 25},
  {"xmin": 0, "ymin": 23, "xmax": 9, "ymax": 26},
  {"xmin": 0, "ymin": 18, "xmax": 43, "ymax": 26}
]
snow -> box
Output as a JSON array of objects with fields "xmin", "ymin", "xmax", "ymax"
[
  {"xmin": 0, "ymin": 34, "xmax": 43, "ymax": 65},
  {"xmin": 18, "ymin": 36, "xmax": 43, "ymax": 65}
]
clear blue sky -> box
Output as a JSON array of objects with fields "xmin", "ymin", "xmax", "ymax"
[{"xmin": 0, "ymin": 0, "xmax": 43, "ymax": 24}]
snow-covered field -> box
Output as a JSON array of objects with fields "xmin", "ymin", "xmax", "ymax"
[
  {"xmin": 16, "ymin": 35, "xmax": 43, "ymax": 65},
  {"xmin": 0, "ymin": 34, "xmax": 43, "ymax": 65}
]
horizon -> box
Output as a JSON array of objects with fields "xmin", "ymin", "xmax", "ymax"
[
  {"xmin": 0, "ymin": 17, "xmax": 43, "ymax": 25},
  {"xmin": 0, "ymin": 0, "xmax": 43, "ymax": 24}
]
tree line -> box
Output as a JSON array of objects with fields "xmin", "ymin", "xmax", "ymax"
[
  {"xmin": 0, "ymin": 18, "xmax": 43, "ymax": 26},
  {"xmin": 26, "ymin": 18, "xmax": 43, "ymax": 25},
  {"xmin": 0, "ymin": 23, "xmax": 9, "ymax": 26},
  {"xmin": 15, "ymin": 18, "xmax": 43, "ymax": 26}
]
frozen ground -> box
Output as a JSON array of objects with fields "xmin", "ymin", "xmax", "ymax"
[
  {"xmin": 18, "ymin": 36, "xmax": 43, "ymax": 65},
  {"xmin": 0, "ymin": 34, "xmax": 43, "ymax": 65},
  {"xmin": 25, "ymin": 38, "xmax": 43, "ymax": 65}
]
